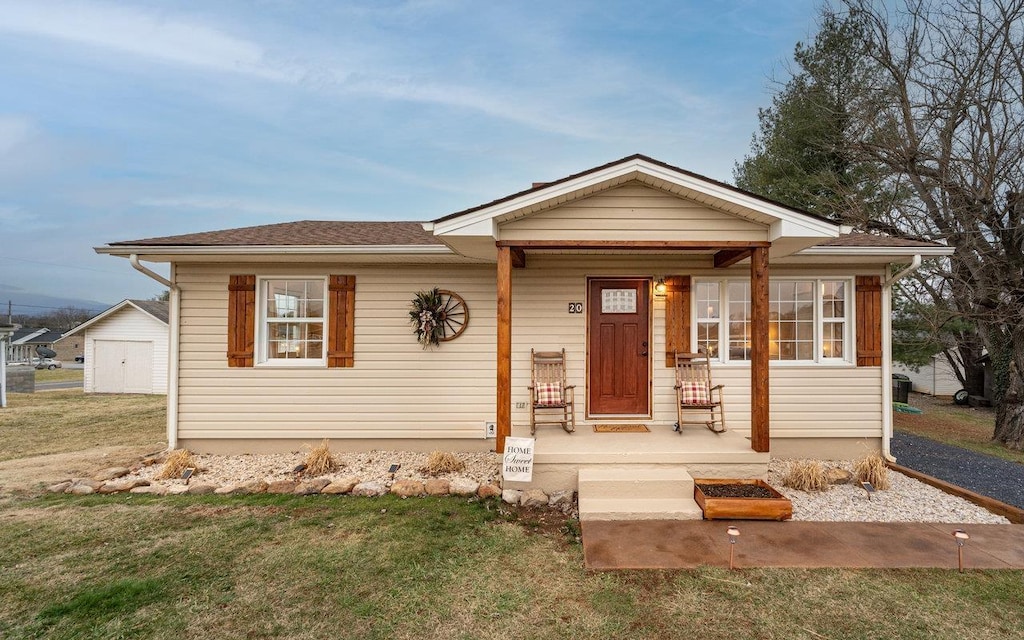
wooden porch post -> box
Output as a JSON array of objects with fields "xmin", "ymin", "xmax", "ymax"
[
  {"xmin": 750, "ymin": 246, "xmax": 770, "ymax": 452},
  {"xmin": 496, "ymin": 246, "xmax": 512, "ymax": 453}
]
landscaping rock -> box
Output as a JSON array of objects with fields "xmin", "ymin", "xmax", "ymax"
[
  {"xmin": 322, "ymin": 476, "xmax": 360, "ymax": 494},
  {"xmin": 214, "ymin": 485, "xmax": 239, "ymax": 495},
  {"xmin": 130, "ymin": 485, "xmax": 165, "ymax": 495},
  {"xmin": 352, "ymin": 481, "xmax": 387, "ymax": 497},
  {"xmin": 449, "ymin": 478, "xmax": 480, "ymax": 496},
  {"xmin": 166, "ymin": 485, "xmax": 190, "ymax": 495},
  {"xmin": 390, "ymin": 480, "xmax": 425, "ymax": 497},
  {"xmin": 521, "ymin": 489, "xmax": 548, "ymax": 508},
  {"xmin": 67, "ymin": 483, "xmax": 95, "ymax": 495},
  {"xmin": 501, "ymin": 489, "xmax": 523, "ymax": 505},
  {"xmin": 548, "ymin": 490, "xmax": 572, "ymax": 508},
  {"xmin": 267, "ymin": 480, "xmax": 299, "ymax": 494},
  {"xmin": 424, "ymin": 478, "xmax": 450, "ymax": 496},
  {"xmin": 99, "ymin": 479, "xmax": 150, "ymax": 494},
  {"xmin": 93, "ymin": 467, "xmax": 131, "ymax": 482},
  {"xmin": 186, "ymin": 483, "xmax": 217, "ymax": 495},
  {"xmin": 477, "ymin": 483, "xmax": 501, "ymax": 499},
  {"xmin": 826, "ymin": 468, "xmax": 854, "ymax": 485},
  {"xmin": 295, "ymin": 478, "xmax": 331, "ymax": 495},
  {"xmin": 47, "ymin": 481, "xmax": 72, "ymax": 494}
]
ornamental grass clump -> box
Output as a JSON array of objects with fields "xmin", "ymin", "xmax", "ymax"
[
  {"xmin": 157, "ymin": 449, "xmax": 196, "ymax": 480},
  {"xmin": 303, "ymin": 439, "xmax": 340, "ymax": 476},
  {"xmin": 782, "ymin": 459, "xmax": 831, "ymax": 492},
  {"xmin": 418, "ymin": 451, "xmax": 465, "ymax": 476},
  {"xmin": 854, "ymin": 453, "xmax": 890, "ymax": 490}
]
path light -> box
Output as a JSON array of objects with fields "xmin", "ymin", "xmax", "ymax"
[
  {"xmin": 952, "ymin": 529, "xmax": 970, "ymax": 572},
  {"xmin": 727, "ymin": 526, "xmax": 741, "ymax": 570}
]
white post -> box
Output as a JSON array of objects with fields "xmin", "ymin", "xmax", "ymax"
[{"xmin": 0, "ymin": 324, "xmax": 14, "ymax": 408}]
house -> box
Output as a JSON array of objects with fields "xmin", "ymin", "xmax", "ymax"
[
  {"xmin": 97, "ymin": 155, "xmax": 953, "ymax": 507},
  {"xmin": 56, "ymin": 300, "xmax": 170, "ymax": 394},
  {"xmin": 6, "ymin": 327, "xmax": 62, "ymax": 363}
]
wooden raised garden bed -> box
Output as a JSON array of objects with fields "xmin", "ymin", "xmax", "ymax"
[{"xmin": 694, "ymin": 479, "xmax": 792, "ymax": 521}]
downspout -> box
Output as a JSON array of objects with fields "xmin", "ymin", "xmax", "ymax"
[
  {"xmin": 130, "ymin": 254, "xmax": 180, "ymax": 451},
  {"xmin": 880, "ymin": 255, "xmax": 922, "ymax": 462}
]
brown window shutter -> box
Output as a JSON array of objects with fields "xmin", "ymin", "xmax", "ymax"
[
  {"xmin": 227, "ymin": 275, "xmax": 256, "ymax": 367},
  {"xmin": 664, "ymin": 275, "xmax": 691, "ymax": 367},
  {"xmin": 856, "ymin": 275, "xmax": 882, "ymax": 366},
  {"xmin": 328, "ymin": 275, "xmax": 356, "ymax": 368}
]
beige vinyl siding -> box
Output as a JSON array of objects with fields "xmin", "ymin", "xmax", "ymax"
[
  {"xmin": 83, "ymin": 307, "xmax": 169, "ymax": 394},
  {"xmin": 499, "ymin": 183, "xmax": 769, "ymax": 242},
  {"xmin": 175, "ymin": 263, "xmax": 497, "ymax": 440},
  {"xmin": 175, "ymin": 257, "xmax": 883, "ymax": 443}
]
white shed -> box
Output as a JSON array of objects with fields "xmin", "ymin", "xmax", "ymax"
[
  {"xmin": 58, "ymin": 300, "xmax": 169, "ymax": 394},
  {"xmin": 892, "ymin": 354, "xmax": 963, "ymax": 396}
]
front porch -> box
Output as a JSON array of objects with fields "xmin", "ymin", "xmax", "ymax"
[{"xmin": 503, "ymin": 422, "xmax": 770, "ymax": 520}]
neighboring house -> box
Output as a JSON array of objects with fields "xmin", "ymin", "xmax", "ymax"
[
  {"xmin": 893, "ymin": 354, "xmax": 964, "ymax": 396},
  {"xmin": 97, "ymin": 155, "xmax": 953, "ymax": 499},
  {"xmin": 7, "ymin": 327, "xmax": 62, "ymax": 363},
  {"xmin": 57, "ymin": 300, "xmax": 169, "ymax": 394}
]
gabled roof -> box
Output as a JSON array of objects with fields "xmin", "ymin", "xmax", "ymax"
[
  {"xmin": 11, "ymin": 328, "xmax": 49, "ymax": 344},
  {"xmin": 432, "ymin": 153, "xmax": 837, "ymax": 227},
  {"xmin": 25, "ymin": 330, "xmax": 64, "ymax": 344},
  {"xmin": 60, "ymin": 300, "xmax": 169, "ymax": 339},
  {"xmin": 109, "ymin": 220, "xmax": 442, "ymax": 247}
]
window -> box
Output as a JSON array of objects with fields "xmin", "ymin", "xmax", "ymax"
[
  {"xmin": 258, "ymin": 278, "xmax": 326, "ymax": 364},
  {"xmin": 694, "ymin": 278, "xmax": 851, "ymax": 364}
]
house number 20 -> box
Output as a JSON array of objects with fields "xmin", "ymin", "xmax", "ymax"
[{"xmin": 568, "ymin": 302, "xmax": 583, "ymax": 314}]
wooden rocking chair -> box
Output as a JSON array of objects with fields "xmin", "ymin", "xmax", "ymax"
[
  {"xmin": 673, "ymin": 351, "xmax": 726, "ymax": 433},
  {"xmin": 528, "ymin": 348, "xmax": 576, "ymax": 435}
]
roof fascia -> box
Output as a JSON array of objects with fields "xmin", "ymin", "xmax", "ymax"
[
  {"xmin": 797, "ymin": 245, "xmax": 954, "ymax": 257},
  {"xmin": 433, "ymin": 157, "xmax": 841, "ymax": 238},
  {"xmin": 96, "ymin": 245, "xmax": 454, "ymax": 257}
]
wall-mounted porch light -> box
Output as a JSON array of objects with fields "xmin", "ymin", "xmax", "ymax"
[{"xmin": 654, "ymin": 277, "xmax": 667, "ymax": 296}]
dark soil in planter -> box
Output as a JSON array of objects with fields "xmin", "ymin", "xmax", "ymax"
[{"xmin": 696, "ymin": 483, "xmax": 778, "ymax": 499}]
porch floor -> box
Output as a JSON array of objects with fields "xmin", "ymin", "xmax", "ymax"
[
  {"xmin": 505, "ymin": 422, "xmax": 769, "ymax": 495},
  {"xmin": 510, "ymin": 422, "xmax": 767, "ymax": 466}
]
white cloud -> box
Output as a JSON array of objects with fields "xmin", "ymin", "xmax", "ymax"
[
  {"xmin": 0, "ymin": 116, "xmax": 35, "ymax": 155},
  {"xmin": 134, "ymin": 196, "xmax": 354, "ymax": 220},
  {"xmin": 0, "ymin": 0, "xmax": 287, "ymax": 81}
]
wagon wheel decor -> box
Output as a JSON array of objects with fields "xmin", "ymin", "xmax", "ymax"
[{"xmin": 409, "ymin": 288, "xmax": 469, "ymax": 348}]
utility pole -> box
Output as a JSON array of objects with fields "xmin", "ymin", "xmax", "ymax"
[{"xmin": 6, "ymin": 300, "xmax": 10, "ymax": 324}]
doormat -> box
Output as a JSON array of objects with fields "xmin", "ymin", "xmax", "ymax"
[{"xmin": 593, "ymin": 424, "xmax": 650, "ymax": 433}]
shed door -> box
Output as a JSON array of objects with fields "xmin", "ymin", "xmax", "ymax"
[
  {"xmin": 587, "ymin": 278, "xmax": 651, "ymax": 415},
  {"xmin": 94, "ymin": 340, "xmax": 153, "ymax": 393}
]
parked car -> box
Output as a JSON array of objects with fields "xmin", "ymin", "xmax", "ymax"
[
  {"xmin": 75, "ymin": 355, "xmax": 85, "ymax": 363},
  {"xmin": 33, "ymin": 358, "xmax": 62, "ymax": 370}
]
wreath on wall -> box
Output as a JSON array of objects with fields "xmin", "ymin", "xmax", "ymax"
[{"xmin": 409, "ymin": 288, "xmax": 469, "ymax": 348}]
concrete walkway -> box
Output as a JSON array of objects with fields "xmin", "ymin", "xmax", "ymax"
[{"xmin": 582, "ymin": 520, "xmax": 1024, "ymax": 570}]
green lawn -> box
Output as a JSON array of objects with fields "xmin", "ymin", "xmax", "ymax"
[
  {"xmin": 1, "ymin": 494, "xmax": 1022, "ymax": 639},
  {"xmin": 895, "ymin": 393, "xmax": 1024, "ymax": 464},
  {"xmin": 34, "ymin": 368, "xmax": 85, "ymax": 383}
]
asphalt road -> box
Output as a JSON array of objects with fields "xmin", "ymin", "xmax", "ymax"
[
  {"xmin": 892, "ymin": 431, "xmax": 1024, "ymax": 510},
  {"xmin": 35, "ymin": 381, "xmax": 84, "ymax": 391}
]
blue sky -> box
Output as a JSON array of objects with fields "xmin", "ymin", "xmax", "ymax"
[{"xmin": 0, "ymin": 0, "xmax": 819, "ymax": 311}]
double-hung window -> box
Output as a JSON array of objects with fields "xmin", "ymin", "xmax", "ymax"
[
  {"xmin": 258, "ymin": 278, "xmax": 326, "ymax": 365},
  {"xmin": 694, "ymin": 278, "xmax": 851, "ymax": 364}
]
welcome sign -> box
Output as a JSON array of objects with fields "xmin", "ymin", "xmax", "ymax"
[{"xmin": 502, "ymin": 437, "xmax": 535, "ymax": 482}]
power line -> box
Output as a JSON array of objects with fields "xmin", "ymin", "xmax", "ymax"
[{"xmin": 0, "ymin": 255, "xmax": 127, "ymax": 275}]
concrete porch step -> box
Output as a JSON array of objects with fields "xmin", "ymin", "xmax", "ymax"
[
  {"xmin": 578, "ymin": 496, "xmax": 704, "ymax": 521},
  {"xmin": 577, "ymin": 465, "xmax": 703, "ymax": 521}
]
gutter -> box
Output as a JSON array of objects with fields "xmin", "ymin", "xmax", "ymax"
[
  {"xmin": 880, "ymin": 255, "xmax": 922, "ymax": 462},
  {"xmin": 130, "ymin": 254, "xmax": 180, "ymax": 451}
]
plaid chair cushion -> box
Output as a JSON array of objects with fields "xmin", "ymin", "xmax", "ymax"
[
  {"xmin": 535, "ymin": 382, "xmax": 563, "ymax": 407},
  {"xmin": 679, "ymin": 381, "xmax": 709, "ymax": 405}
]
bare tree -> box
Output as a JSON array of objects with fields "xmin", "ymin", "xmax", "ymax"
[{"xmin": 840, "ymin": 0, "xmax": 1024, "ymax": 447}]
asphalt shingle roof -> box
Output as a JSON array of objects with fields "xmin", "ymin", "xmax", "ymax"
[
  {"xmin": 129, "ymin": 300, "xmax": 170, "ymax": 324},
  {"xmin": 110, "ymin": 220, "xmax": 442, "ymax": 247}
]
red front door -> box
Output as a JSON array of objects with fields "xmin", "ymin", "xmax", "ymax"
[{"xmin": 588, "ymin": 278, "xmax": 651, "ymax": 415}]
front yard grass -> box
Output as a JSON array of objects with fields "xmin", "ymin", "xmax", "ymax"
[
  {"xmin": 0, "ymin": 390, "xmax": 165, "ymax": 462},
  {"xmin": 1, "ymin": 494, "xmax": 1022, "ymax": 639},
  {"xmin": 895, "ymin": 392, "xmax": 1024, "ymax": 464}
]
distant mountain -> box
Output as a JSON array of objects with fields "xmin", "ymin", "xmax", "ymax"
[{"xmin": 0, "ymin": 289, "xmax": 111, "ymax": 318}]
